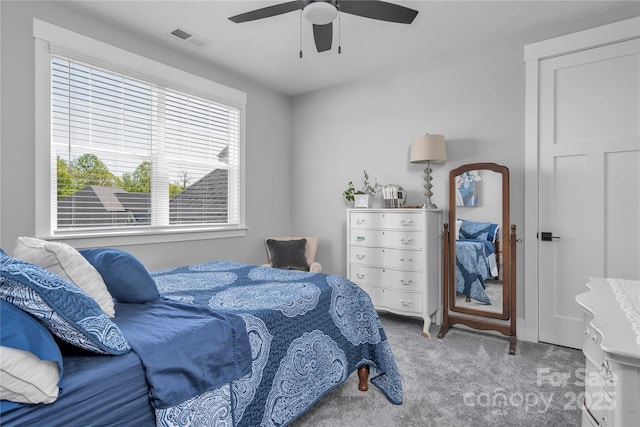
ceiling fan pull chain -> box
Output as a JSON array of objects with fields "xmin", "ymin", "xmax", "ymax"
[
  {"xmin": 338, "ymin": 4, "xmax": 342, "ymax": 54},
  {"xmin": 299, "ymin": 9, "xmax": 303, "ymax": 58}
]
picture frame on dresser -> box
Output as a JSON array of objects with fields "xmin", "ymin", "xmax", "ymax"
[{"xmin": 346, "ymin": 208, "xmax": 442, "ymax": 337}]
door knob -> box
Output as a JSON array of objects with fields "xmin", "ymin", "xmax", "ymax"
[{"xmin": 540, "ymin": 232, "xmax": 561, "ymax": 241}]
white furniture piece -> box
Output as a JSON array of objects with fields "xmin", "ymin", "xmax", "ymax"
[
  {"xmin": 575, "ymin": 277, "xmax": 640, "ymax": 427},
  {"xmin": 347, "ymin": 208, "xmax": 441, "ymax": 337}
]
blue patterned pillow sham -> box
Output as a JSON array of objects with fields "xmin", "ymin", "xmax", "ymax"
[
  {"xmin": 459, "ymin": 220, "xmax": 492, "ymax": 241},
  {"xmin": 0, "ymin": 253, "xmax": 130, "ymax": 355}
]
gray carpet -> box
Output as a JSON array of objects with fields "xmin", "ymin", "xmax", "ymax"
[{"xmin": 291, "ymin": 313, "xmax": 585, "ymax": 427}]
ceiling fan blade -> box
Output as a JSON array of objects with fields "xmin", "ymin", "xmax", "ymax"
[
  {"xmin": 229, "ymin": 1, "xmax": 305, "ymax": 23},
  {"xmin": 338, "ymin": 0, "xmax": 418, "ymax": 24},
  {"xmin": 313, "ymin": 23, "xmax": 333, "ymax": 52}
]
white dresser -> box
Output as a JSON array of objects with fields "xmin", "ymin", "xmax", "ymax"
[
  {"xmin": 575, "ymin": 277, "xmax": 640, "ymax": 427},
  {"xmin": 346, "ymin": 208, "xmax": 441, "ymax": 337}
]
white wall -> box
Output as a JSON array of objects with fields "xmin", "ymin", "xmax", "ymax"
[
  {"xmin": 291, "ymin": 41, "xmax": 525, "ymax": 273},
  {"xmin": 0, "ymin": 1, "xmax": 292, "ymax": 270},
  {"xmin": 290, "ymin": 6, "xmax": 640, "ymax": 323}
]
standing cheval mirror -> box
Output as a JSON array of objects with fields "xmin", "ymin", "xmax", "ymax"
[{"xmin": 437, "ymin": 162, "xmax": 517, "ymax": 354}]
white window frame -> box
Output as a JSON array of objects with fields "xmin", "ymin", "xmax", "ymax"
[{"xmin": 34, "ymin": 19, "xmax": 247, "ymax": 247}]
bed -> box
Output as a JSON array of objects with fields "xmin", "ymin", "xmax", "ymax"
[
  {"xmin": 0, "ymin": 245, "xmax": 402, "ymax": 427},
  {"xmin": 454, "ymin": 220, "xmax": 500, "ymax": 304}
]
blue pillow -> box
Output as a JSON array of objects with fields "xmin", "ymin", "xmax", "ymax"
[
  {"xmin": 459, "ymin": 220, "xmax": 492, "ymax": 241},
  {"xmin": 0, "ymin": 300, "xmax": 64, "ymax": 412},
  {"xmin": 80, "ymin": 248, "xmax": 159, "ymax": 303},
  {"xmin": 0, "ymin": 253, "xmax": 130, "ymax": 355},
  {"xmin": 0, "ymin": 300, "xmax": 63, "ymax": 371}
]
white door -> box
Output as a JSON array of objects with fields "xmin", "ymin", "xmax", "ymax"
[{"xmin": 538, "ymin": 39, "xmax": 640, "ymax": 348}]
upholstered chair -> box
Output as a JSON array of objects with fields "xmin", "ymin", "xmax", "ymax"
[{"xmin": 262, "ymin": 237, "xmax": 322, "ymax": 273}]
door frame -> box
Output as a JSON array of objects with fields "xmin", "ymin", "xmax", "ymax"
[{"xmin": 522, "ymin": 17, "xmax": 640, "ymax": 343}]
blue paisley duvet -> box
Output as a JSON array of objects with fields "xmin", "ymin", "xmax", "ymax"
[{"xmin": 151, "ymin": 261, "xmax": 402, "ymax": 427}]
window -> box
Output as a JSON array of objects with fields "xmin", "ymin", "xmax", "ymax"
[
  {"xmin": 52, "ymin": 56, "xmax": 239, "ymax": 230},
  {"xmin": 34, "ymin": 19, "xmax": 246, "ymax": 242}
]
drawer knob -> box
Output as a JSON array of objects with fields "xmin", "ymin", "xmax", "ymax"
[
  {"xmin": 400, "ymin": 219, "xmax": 413, "ymax": 226},
  {"xmin": 601, "ymin": 361, "xmax": 615, "ymax": 384},
  {"xmin": 400, "ymin": 238, "xmax": 413, "ymax": 244},
  {"xmin": 400, "ymin": 280, "xmax": 413, "ymax": 285},
  {"xmin": 356, "ymin": 236, "xmax": 365, "ymax": 242},
  {"xmin": 357, "ymin": 273, "xmax": 365, "ymax": 279},
  {"xmin": 400, "ymin": 299, "xmax": 412, "ymax": 307},
  {"xmin": 356, "ymin": 219, "xmax": 366, "ymax": 225},
  {"xmin": 356, "ymin": 254, "xmax": 365, "ymax": 260}
]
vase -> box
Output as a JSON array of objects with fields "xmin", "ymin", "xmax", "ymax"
[{"xmin": 354, "ymin": 194, "xmax": 370, "ymax": 208}]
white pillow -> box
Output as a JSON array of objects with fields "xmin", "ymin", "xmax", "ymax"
[
  {"xmin": 0, "ymin": 346, "xmax": 60, "ymax": 404},
  {"xmin": 13, "ymin": 236, "xmax": 115, "ymax": 317}
]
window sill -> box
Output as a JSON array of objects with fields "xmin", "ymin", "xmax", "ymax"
[{"xmin": 39, "ymin": 226, "xmax": 248, "ymax": 249}]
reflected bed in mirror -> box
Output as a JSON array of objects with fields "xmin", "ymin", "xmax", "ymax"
[
  {"xmin": 438, "ymin": 163, "xmax": 517, "ymax": 355},
  {"xmin": 454, "ymin": 219, "xmax": 502, "ymax": 313}
]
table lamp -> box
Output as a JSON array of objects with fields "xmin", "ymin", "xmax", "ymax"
[{"xmin": 409, "ymin": 134, "xmax": 447, "ymax": 209}]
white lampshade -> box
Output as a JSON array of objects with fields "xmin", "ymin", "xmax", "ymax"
[
  {"xmin": 409, "ymin": 134, "xmax": 447, "ymax": 163},
  {"xmin": 303, "ymin": 2, "xmax": 338, "ymax": 25}
]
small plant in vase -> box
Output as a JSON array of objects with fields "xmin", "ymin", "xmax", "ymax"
[{"xmin": 343, "ymin": 170, "xmax": 381, "ymax": 208}]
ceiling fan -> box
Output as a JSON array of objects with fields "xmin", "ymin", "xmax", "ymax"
[{"xmin": 229, "ymin": 1, "xmax": 418, "ymax": 54}]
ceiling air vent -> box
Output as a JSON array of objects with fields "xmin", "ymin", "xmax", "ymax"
[{"xmin": 168, "ymin": 27, "xmax": 211, "ymax": 48}]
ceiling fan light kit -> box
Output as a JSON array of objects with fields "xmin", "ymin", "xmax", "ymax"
[
  {"xmin": 229, "ymin": 0, "xmax": 418, "ymax": 54},
  {"xmin": 303, "ymin": 2, "xmax": 338, "ymax": 25}
]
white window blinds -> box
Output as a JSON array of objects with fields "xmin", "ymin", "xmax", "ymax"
[{"xmin": 51, "ymin": 55, "xmax": 240, "ymax": 232}]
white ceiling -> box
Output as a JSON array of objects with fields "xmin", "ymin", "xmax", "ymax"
[{"xmin": 63, "ymin": 1, "xmax": 638, "ymax": 96}]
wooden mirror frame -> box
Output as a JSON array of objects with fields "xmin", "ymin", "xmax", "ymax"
[{"xmin": 437, "ymin": 162, "xmax": 517, "ymax": 355}]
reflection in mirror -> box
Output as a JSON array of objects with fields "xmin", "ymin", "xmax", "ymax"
[
  {"xmin": 437, "ymin": 162, "xmax": 517, "ymax": 355},
  {"xmin": 452, "ymin": 169, "xmax": 503, "ymax": 315}
]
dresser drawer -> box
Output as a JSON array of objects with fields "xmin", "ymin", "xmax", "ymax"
[
  {"xmin": 581, "ymin": 407, "xmax": 598, "ymax": 427},
  {"xmin": 349, "ymin": 212, "xmax": 423, "ymax": 231},
  {"xmin": 582, "ymin": 322, "xmax": 604, "ymax": 365},
  {"xmin": 360, "ymin": 285, "xmax": 423, "ymax": 316},
  {"xmin": 349, "ymin": 229, "xmax": 423, "ymax": 249},
  {"xmin": 582, "ymin": 394, "xmax": 615, "ymax": 427},
  {"xmin": 349, "ymin": 246, "xmax": 423, "ymax": 271},
  {"xmin": 583, "ymin": 356, "xmax": 616, "ymax": 427},
  {"xmin": 349, "ymin": 265, "xmax": 423, "ymax": 293}
]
